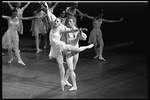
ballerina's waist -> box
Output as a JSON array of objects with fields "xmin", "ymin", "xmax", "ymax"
[{"xmin": 8, "ymin": 27, "xmax": 18, "ymax": 31}]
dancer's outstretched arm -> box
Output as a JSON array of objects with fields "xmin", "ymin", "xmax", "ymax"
[
  {"xmin": 8, "ymin": 2, "xmax": 14, "ymax": 10},
  {"xmin": 102, "ymin": 18, "xmax": 123, "ymax": 23},
  {"xmin": 61, "ymin": 28, "xmax": 79, "ymax": 34},
  {"xmin": 19, "ymin": 16, "xmax": 37, "ymax": 20},
  {"xmin": 84, "ymin": 13, "xmax": 94, "ymax": 20},
  {"xmin": 76, "ymin": 9, "xmax": 84, "ymax": 20},
  {"xmin": 76, "ymin": 9, "xmax": 83, "ymax": 16},
  {"xmin": 2, "ymin": 15, "xmax": 10, "ymax": 20}
]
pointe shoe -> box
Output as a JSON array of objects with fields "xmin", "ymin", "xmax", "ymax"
[
  {"xmin": 65, "ymin": 80, "xmax": 72, "ymax": 86},
  {"xmin": 61, "ymin": 81, "xmax": 66, "ymax": 91},
  {"xmin": 36, "ymin": 49, "xmax": 42, "ymax": 54},
  {"xmin": 8, "ymin": 58, "xmax": 13, "ymax": 63},
  {"xmin": 94, "ymin": 54, "xmax": 99, "ymax": 59},
  {"xmin": 18, "ymin": 61, "xmax": 26, "ymax": 66},
  {"xmin": 68, "ymin": 87, "xmax": 77, "ymax": 91},
  {"xmin": 98, "ymin": 56, "xmax": 106, "ymax": 61},
  {"xmin": 88, "ymin": 44, "xmax": 94, "ymax": 49},
  {"xmin": 49, "ymin": 56, "xmax": 54, "ymax": 59}
]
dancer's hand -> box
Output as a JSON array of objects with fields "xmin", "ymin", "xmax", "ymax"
[
  {"xmin": 43, "ymin": 2, "xmax": 48, "ymax": 8},
  {"xmin": 83, "ymin": 13, "xmax": 87, "ymax": 17},
  {"xmin": 80, "ymin": 28, "xmax": 88, "ymax": 32}
]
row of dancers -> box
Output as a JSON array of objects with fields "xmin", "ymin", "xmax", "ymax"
[{"xmin": 2, "ymin": 2, "xmax": 123, "ymax": 91}]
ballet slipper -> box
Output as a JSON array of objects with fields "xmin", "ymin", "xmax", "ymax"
[
  {"xmin": 2, "ymin": 53, "xmax": 4, "ymax": 56},
  {"xmin": 49, "ymin": 56, "xmax": 55, "ymax": 59},
  {"xmin": 18, "ymin": 61, "xmax": 26, "ymax": 66},
  {"xmin": 36, "ymin": 49, "xmax": 42, "ymax": 54},
  {"xmin": 68, "ymin": 86, "xmax": 77, "ymax": 91},
  {"xmin": 8, "ymin": 58, "xmax": 13, "ymax": 63},
  {"xmin": 65, "ymin": 80, "xmax": 72, "ymax": 87},
  {"xmin": 94, "ymin": 54, "xmax": 99, "ymax": 59},
  {"xmin": 61, "ymin": 81, "xmax": 66, "ymax": 91},
  {"xmin": 98, "ymin": 56, "xmax": 106, "ymax": 61}
]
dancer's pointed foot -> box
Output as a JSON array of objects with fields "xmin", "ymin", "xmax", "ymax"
[
  {"xmin": 94, "ymin": 54, "xmax": 99, "ymax": 59},
  {"xmin": 36, "ymin": 49, "xmax": 42, "ymax": 54},
  {"xmin": 49, "ymin": 56, "xmax": 54, "ymax": 59},
  {"xmin": 61, "ymin": 81, "xmax": 66, "ymax": 91},
  {"xmin": 2, "ymin": 53, "xmax": 4, "ymax": 56},
  {"xmin": 98, "ymin": 56, "xmax": 106, "ymax": 61},
  {"xmin": 18, "ymin": 60, "xmax": 25, "ymax": 66},
  {"xmin": 8, "ymin": 58, "xmax": 13, "ymax": 63},
  {"xmin": 87, "ymin": 44, "xmax": 94, "ymax": 49},
  {"xmin": 68, "ymin": 86, "xmax": 77, "ymax": 91},
  {"xmin": 65, "ymin": 80, "xmax": 72, "ymax": 87}
]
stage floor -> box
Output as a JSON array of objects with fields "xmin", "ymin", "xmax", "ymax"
[{"xmin": 2, "ymin": 37, "xmax": 148, "ymax": 99}]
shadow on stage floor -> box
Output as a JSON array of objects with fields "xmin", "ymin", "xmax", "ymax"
[{"xmin": 2, "ymin": 37, "xmax": 148, "ymax": 99}]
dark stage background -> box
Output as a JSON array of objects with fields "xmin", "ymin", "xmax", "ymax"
[{"xmin": 2, "ymin": 1, "xmax": 148, "ymax": 47}]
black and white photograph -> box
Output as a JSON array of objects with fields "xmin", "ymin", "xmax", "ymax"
[{"xmin": 2, "ymin": 0, "xmax": 148, "ymax": 99}]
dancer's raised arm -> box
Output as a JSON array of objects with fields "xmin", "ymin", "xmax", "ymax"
[
  {"xmin": 51, "ymin": 2, "xmax": 58, "ymax": 11},
  {"xmin": 21, "ymin": 2, "xmax": 30, "ymax": 11},
  {"xmin": 8, "ymin": 2, "xmax": 14, "ymax": 10},
  {"xmin": 44, "ymin": 2, "xmax": 56, "ymax": 24}
]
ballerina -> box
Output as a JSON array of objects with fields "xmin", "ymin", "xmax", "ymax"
[
  {"xmin": 8, "ymin": 2, "xmax": 30, "ymax": 35},
  {"xmin": 84, "ymin": 11, "xmax": 123, "ymax": 61},
  {"xmin": 44, "ymin": 2, "xmax": 94, "ymax": 91},
  {"xmin": 30, "ymin": 3, "xmax": 48, "ymax": 54},
  {"xmin": 2, "ymin": 8, "xmax": 37, "ymax": 65}
]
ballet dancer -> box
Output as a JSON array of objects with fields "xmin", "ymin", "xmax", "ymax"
[
  {"xmin": 65, "ymin": 2, "xmax": 84, "ymax": 21},
  {"xmin": 84, "ymin": 11, "xmax": 123, "ymax": 61},
  {"xmin": 8, "ymin": 2, "xmax": 30, "ymax": 34},
  {"xmin": 2, "ymin": 8, "xmax": 37, "ymax": 66},
  {"xmin": 30, "ymin": 3, "xmax": 48, "ymax": 54},
  {"xmin": 44, "ymin": 2, "xmax": 94, "ymax": 91},
  {"xmin": 64, "ymin": 16, "xmax": 88, "ymax": 91}
]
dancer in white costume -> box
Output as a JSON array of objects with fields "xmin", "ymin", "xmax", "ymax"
[
  {"xmin": 64, "ymin": 16, "xmax": 88, "ymax": 91},
  {"xmin": 2, "ymin": 8, "xmax": 36, "ymax": 66},
  {"xmin": 44, "ymin": 2, "xmax": 94, "ymax": 91},
  {"xmin": 8, "ymin": 2, "xmax": 30, "ymax": 35}
]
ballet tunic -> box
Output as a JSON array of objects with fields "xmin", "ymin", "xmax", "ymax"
[
  {"xmin": 2, "ymin": 18, "xmax": 20, "ymax": 49},
  {"xmin": 88, "ymin": 19, "xmax": 103, "ymax": 45},
  {"xmin": 31, "ymin": 11, "xmax": 46, "ymax": 36},
  {"xmin": 49, "ymin": 25, "xmax": 71, "ymax": 58}
]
